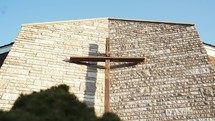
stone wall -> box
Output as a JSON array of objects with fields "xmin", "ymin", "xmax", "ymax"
[
  {"xmin": 0, "ymin": 18, "xmax": 108, "ymax": 115},
  {"xmin": 109, "ymin": 19, "xmax": 215, "ymax": 121}
]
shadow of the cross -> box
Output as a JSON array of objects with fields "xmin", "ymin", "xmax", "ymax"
[
  {"xmin": 63, "ymin": 44, "xmax": 99, "ymax": 108},
  {"xmin": 83, "ymin": 44, "xmax": 98, "ymax": 108}
]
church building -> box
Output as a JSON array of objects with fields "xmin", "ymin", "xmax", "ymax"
[{"xmin": 0, "ymin": 18, "xmax": 214, "ymax": 121}]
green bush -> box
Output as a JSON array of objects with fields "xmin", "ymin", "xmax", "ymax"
[{"xmin": 0, "ymin": 85, "xmax": 120, "ymax": 121}]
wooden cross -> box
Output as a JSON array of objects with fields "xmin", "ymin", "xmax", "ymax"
[{"xmin": 70, "ymin": 38, "xmax": 145, "ymax": 112}]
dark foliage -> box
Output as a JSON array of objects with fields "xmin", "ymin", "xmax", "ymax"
[{"xmin": 0, "ymin": 84, "xmax": 120, "ymax": 121}]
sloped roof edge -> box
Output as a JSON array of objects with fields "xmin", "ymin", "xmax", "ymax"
[
  {"xmin": 0, "ymin": 42, "xmax": 14, "ymax": 49},
  {"xmin": 22, "ymin": 17, "xmax": 194, "ymax": 26},
  {"xmin": 0, "ymin": 42, "xmax": 14, "ymax": 54},
  {"xmin": 203, "ymin": 42, "xmax": 215, "ymax": 48}
]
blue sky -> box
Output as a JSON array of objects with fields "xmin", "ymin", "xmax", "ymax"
[{"xmin": 0, "ymin": 0, "xmax": 215, "ymax": 46}]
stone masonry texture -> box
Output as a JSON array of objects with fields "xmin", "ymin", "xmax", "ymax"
[
  {"xmin": 0, "ymin": 18, "xmax": 108, "ymax": 116},
  {"xmin": 109, "ymin": 19, "xmax": 215, "ymax": 121},
  {"xmin": 0, "ymin": 18, "xmax": 215, "ymax": 120}
]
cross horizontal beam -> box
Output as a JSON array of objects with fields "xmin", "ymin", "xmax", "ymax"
[{"xmin": 70, "ymin": 56, "xmax": 145, "ymax": 62}]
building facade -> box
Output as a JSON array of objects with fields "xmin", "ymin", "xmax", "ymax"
[{"xmin": 0, "ymin": 18, "xmax": 215, "ymax": 120}]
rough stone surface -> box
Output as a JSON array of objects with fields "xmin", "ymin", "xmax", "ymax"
[
  {"xmin": 109, "ymin": 19, "xmax": 215, "ymax": 120},
  {"xmin": 0, "ymin": 18, "xmax": 215, "ymax": 120}
]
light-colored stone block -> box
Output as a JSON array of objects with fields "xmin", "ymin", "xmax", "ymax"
[
  {"xmin": 2, "ymin": 93, "xmax": 19, "ymax": 100},
  {"xmin": 165, "ymin": 108, "xmax": 192, "ymax": 116},
  {"xmin": 186, "ymin": 67, "xmax": 210, "ymax": 75}
]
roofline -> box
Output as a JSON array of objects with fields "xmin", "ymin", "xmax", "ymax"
[
  {"xmin": 21, "ymin": 17, "xmax": 195, "ymax": 26},
  {"xmin": 203, "ymin": 42, "xmax": 215, "ymax": 47},
  {"xmin": 0, "ymin": 42, "xmax": 14, "ymax": 49},
  {"xmin": 108, "ymin": 18, "xmax": 195, "ymax": 26},
  {"xmin": 21, "ymin": 18, "xmax": 109, "ymax": 26}
]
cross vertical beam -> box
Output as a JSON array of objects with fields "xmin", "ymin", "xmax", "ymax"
[{"xmin": 105, "ymin": 38, "xmax": 110, "ymax": 112}]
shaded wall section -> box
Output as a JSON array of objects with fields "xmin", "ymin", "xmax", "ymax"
[
  {"xmin": 209, "ymin": 56, "xmax": 215, "ymax": 66},
  {"xmin": 109, "ymin": 19, "xmax": 215, "ymax": 121},
  {"xmin": 0, "ymin": 52, "xmax": 9, "ymax": 67},
  {"xmin": 0, "ymin": 43, "xmax": 13, "ymax": 67}
]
